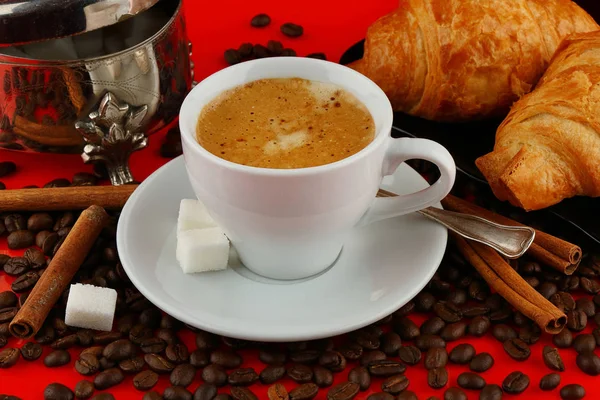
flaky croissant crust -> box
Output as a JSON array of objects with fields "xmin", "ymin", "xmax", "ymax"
[
  {"xmin": 350, "ymin": 0, "xmax": 598, "ymax": 122},
  {"xmin": 476, "ymin": 31, "xmax": 600, "ymax": 211}
]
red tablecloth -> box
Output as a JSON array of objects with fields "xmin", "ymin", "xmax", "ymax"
[{"xmin": 0, "ymin": 1, "xmax": 596, "ymax": 399}]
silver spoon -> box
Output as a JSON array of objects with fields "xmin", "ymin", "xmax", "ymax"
[{"xmin": 377, "ymin": 189, "xmax": 535, "ymax": 259}]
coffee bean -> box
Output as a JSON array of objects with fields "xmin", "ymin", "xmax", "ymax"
[
  {"xmin": 379, "ymin": 332, "xmax": 401, "ymax": 356},
  {"xmin": 0, "ymin": 307, "xmax": 17, "ymax": 323},
  {"xmin": 346, "ymin": 366, "xmax": 369, "ymax": 391},
  {"xmin": 434, "ymin": 302, "xmax": 463, "ymax": 323},
  {"xmin": 327, "ymin": 382, "xmax": 359, "ymax": 400},
  {"xmin": 421, "ymin": 317, "xmax": 446, "ymax": 336},
  {"xmin": 7, "ymin": 229, "xmax": 35, "ymax": 250},
  {"xmin": 0, "ymin": 348, "xmax": 19, "ymax": 368},
  {"xmin": 560, "ymin": 384, "xmax": 585, "ymax": 400},
  {"xmin": 143, "ymin": 392, "xmax": 163, "ymax": 400},
  {"xmin": 94, "ymin": 367, "xmax": 124, "ymax": 390},
  {"xmin": 118, "ymin": 356, "xmax": 145, "ymax": 374},
  {"xmin": 281, "ymin": 48, "xmax": 297, "ymax": 57},
  {"xmin": 554, "ymin": 328, "xmax": 573, "ymax": 348},
  {"xmin": 288, "ymin": 363, "xmax": 314, "ymax": 383},
  {"xmin": 133, "ymin": 370, "xmax": 159, "ymax": 391},
  {"xmin": 27, "ymin": 213, "xmax": 54, "ymax": 232},
  {"xmin": 581, "ymin": 277, "xmax": 600, "ymax": 294},
  {"xmin": 145, "ymin": 353, "xmax": 175, "ymax": 374},
  {"xmin": 542, "ymin": 346, "xmax": 565, "ymax": 371},
  {"xmin": 480, "ymin": 384, "xmax": 502, "ymax": 400},
  {"xmin": 3, "ymin": 257, "xmax": 30, "ymax": 276},
  {"xmin": 449, "ymin": 344, "xmax": 475, "ymax": 364},
  {"xmin": 573, "ymin": 334, "xmax": 596, "ymax": 354},
  {"xmin": 166, "ymin": 343, "xmax": 189, "ymax": 364},
  {"xmin": 440, "ymin": 322, "xmax": 466, "ymax": 341},
  {"xmin": 518, "ymin": 324, "xmax": 541, "ymax": 344},
  {"xmin": 228, "ymin": 367, "xmax": 259, "ymax": 386},
  {"xmin": 457, "ymin": 372, "xmax": 485, "ymax": 390},
  {"xmin": 164, "ymin": 386, "xmax": 193, "ymax": 400},
  {"xmin": 359, "ymin": 350, "xmax": 386, "ymax": 366},
  {"xmin": 91, "ymin": 394, "xmax": 115, "ymax": 400},
  {"xmin": 430, "ymin": 278, "xmax": 452, "ymax": 293},
  {"xmin": 428, "ymin": 367, "xmax": 448, "ymax": 389},
  {"xmin": 594, "ymin": 328, "xmax": 600, "ymax": 346},
  {"xmin": 446, "ymin": 290, "xmax": 467, "ymax": 306},
  {"xmin": 155, "ymin": 328, "xmax": 179, "ymax": 346},
  {"xmin": 281, "ymin": 23, "xmax": 304, "ymax": 38},
  {"xmin": 492, "ymin": 324, "xmax": 517, "ymax": 342},
  {"xmin": 567, "ymin": 310, "xmax": 588, "ymax": 332},
  {"xmin": 539, "ymin": 282, "xmax": 558, "ymax": 299},
  {"xmin": 540, "ymin": 373, "xmax": 561, "ymax": 390},
  {"xmin": 318, "ymin": 351, "xmax": 346, "ymax": 372},
  {"xmin": 398, "ymin": 346, "xmax": 421, "ymax": 365},
  {"xmin": 393, "ymin": 317, "xmax": 420, "ymax": 340},
  {"xmin": 20, "ymin": 342, "xmax": 42, "ymax": 361},
  {"xmin": 4, "ymin": 214, "xmax": 26, "ymax": 233},
  {"xmin": 75, "ymin": 354, "xmax": 100, "ymax": 375},
  {"xmin": 502, "ymin": 371, "xmax": 530, "ymax": 394},
  {"xmin": 74, "ymin": 380, "xmax": 94, "ymax": 399},
  {"xmin": 190, "ymin": 349, "xmax": 210, "ymax": 368},
  {"xmin": 424, "ymin": 347, "xmax": 448, "ymax": 370},
  {"xmin": 44, "ymin": 383, "xmax": 74, "ymax": 400},
  {"xmin": 251, "ymin": 44, "xmax": 270, "ymax": 59},
  {"xmin": 576, "ymin": 298, "xmax": 596, "ymax": 317},
  {"xmin": 290, "ymin": 349, "xmax": 321, "ymax": 364},
  {"xmin": 415, "ymin": 335, "xmax": 445, "ymax": 351},
  {"xmin": 265, "ymin": 40, "xmax": 284, "ymax": 56},
  {"xmin": 51, "ymin": 317, "xmax": 69, "ymax": 337},
  {"xmin": 259, "ymin": 348, "xmax": 286, "ymax": 365},
  {"xmin": 394, "ymin": 302, "xmax": 416, "ymax": 317},
  {"xmin": 80, "ymin": 346, "xmax": 104, "ymax": 359},
  {"xmin": 93, "ymin": 331, "xmax": 122, "ymax": 345},
  {"xmin": 102, "ymin": 339, "xmax": 136, "ymax": 362},
  {"xmin": 224, "ymin": 49, "xmax": 242, "ymax": 66},
  {"xmin": 41, "ymin": 232, "xmax": 59, "ymax": 255},
  {"xmin": 194, "ymin": 383, "xmax": 218, "ymax": 400},
  {"xmin": 202, "ymin": 364, "xmax": 227, "ymax": 386},
  {"xmin": 230, "ymin": 387, "xmax": 258, "ymax": 400},
  {"xmin": 11, "ymin": 271, "xmax": 38, "ymax": 293},
  {"xmin": 353, "ymin": 330, "xmax": 379, "ymax": 350},
  {"xmin": 0, "ymin": 162, "xmax": 15, "ymax": 177},
  {"xmin": 381, "ymin": 374, "xmax": 409, "ymax": 394},
  {"xmin": 99, "ymin": 357, "xmax": 115, "ymax": 370},
  {"xmin": 44, "ymin": 349, "xmax": 70, "ymax": 367},
  {"xmin": 138, "ymin": 308, "xmax": 162, "ymax": 329},
  {"xmin": 129, "ymin": 323, "xmax": 153, "ymax": 344},
  {"xmin": 289, "ymin": 383, "xmax": 318, "ymax": 400},
  {"xmin": 469, "ymin": 352, "xmax": 494, "ymax": 372},
  {"xmin": 260, "ymin": 365, "xmax": 286, "ymax": 384},
  {"xmin": 140, "ymin": 337, "xmax": 167, "ymax": 354},
  {"xmin": 416, "ymin": 292, "xmax": 436, "ymax": 311},
  {"xmin": 339, "ymin": 343, "xmax": 363, "ymax": 360},
  {"xmin": 468, "ymin": 280, "xmax": 488, "ymax": 301},
  {"xmin": 368, "ymin": 359, "xmax": 406, "ymax": 376},
  {"xmin": 251, "ymin": 13, "xmax": 271, "ymax": 27},
  {"xmin": 524, "ymin": 276, "xmax": 540, "ymax": 288},
  {"xmin": 0, "ymin": 292, "xmax": 16, "ymax": 310},
  {"xmin": 443, "ymin": 387, "xmax": 467, "ymax": 400},
  {"xmin": 236, "ymin": 43, "xmax": 254, "ymax": 59},
  {"xmin": 503, "ymin": 338, "xmax": 530, "ymax": 361},
  {"xmin": 576, "ymin": 352, "xmax": 600, "ymax": 375},
  {"xmin": 551, "ymin": 292, "xmax": 576, "ymax": 312},
  {"xmin": 45, "ymin": 178, "xmax": 70, "ymax": 188},
  {"xmin": 35, "ymin": 324, "xmax": 56, "ymax": 345},
  {"xmin": 461, "ymin": 306, "xmax": 490, "ymax": 318}
]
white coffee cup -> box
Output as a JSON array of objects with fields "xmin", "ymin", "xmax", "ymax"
[{"xmin": 179, "ymin": 57, "xmax": 456, "ymax": 280}]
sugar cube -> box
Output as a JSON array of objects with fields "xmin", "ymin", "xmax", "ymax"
[
  {"xmin": 177, "ymin": 199, "xmax": 218, "ymax": 233},
  {"xmin": 176, "ymin": 227, "xmax": 230, "ymax": 273},
  {"xmin": 65, "ymin": 284, "xmax": 117, "ymax": 331}
]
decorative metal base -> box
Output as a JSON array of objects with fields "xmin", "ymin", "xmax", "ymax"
[{"xmin": 75, "ymin": 92, "xmax": 148, "ymax": 186}]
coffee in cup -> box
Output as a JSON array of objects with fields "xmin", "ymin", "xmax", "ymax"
[{"xmin": 196, "ymin": 77, "xmax": 375, "ymax": 169}]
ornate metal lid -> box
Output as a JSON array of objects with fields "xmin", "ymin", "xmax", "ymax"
[{"xmin": 0, "ymin": 0, "xmax": 162, "ymax": 47}]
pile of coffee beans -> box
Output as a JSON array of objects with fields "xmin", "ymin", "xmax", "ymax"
[{"xmin": 222, "ymin": 14, "xmax": 327, "ymax": 66}]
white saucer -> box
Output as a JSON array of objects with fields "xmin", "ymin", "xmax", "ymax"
[{"xmin": 117, "ymin": 156, "xmax": 448, "ymax": 342}]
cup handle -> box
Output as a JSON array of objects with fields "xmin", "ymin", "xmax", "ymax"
[{"xmin": 357, "ymin": 137, "xmax": 456, "ymax": 227}]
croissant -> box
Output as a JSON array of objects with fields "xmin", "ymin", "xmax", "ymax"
[
  {"xmin": 476, "ymin": 31, "xmax": 600, "ymax": 211},
  {"xmin": 350, "ymin": 0, "xmax": 598, "ymax": 122}
]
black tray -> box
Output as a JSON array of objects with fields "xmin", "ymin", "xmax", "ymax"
[{"xmin": 339, "ymin": 0, "xmax": 600, "ymax": 250}]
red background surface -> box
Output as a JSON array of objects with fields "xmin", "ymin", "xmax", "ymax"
[{"xmin": 0, "ymin": 0, "xmax": 597, "ymax": 399}]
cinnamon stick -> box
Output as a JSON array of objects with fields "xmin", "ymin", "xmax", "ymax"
[
  {"xmin": 442, "ymin": 194, "xmax": 581, "ymax": 275},
  {"xmin": 9, "ymin": 206, "xmax": 110, "ymax": 339},
  {"xmin": 0, "ymin": 185, "xmax": 138, "ymax": 212},
  {"xmin": 454, "ymin": 235, "xmax": 567, "ymax": 334}
]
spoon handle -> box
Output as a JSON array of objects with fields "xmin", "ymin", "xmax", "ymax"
[{"xmin": 418, "ymin": 207, "xmax": 535, "ymax": 259}]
